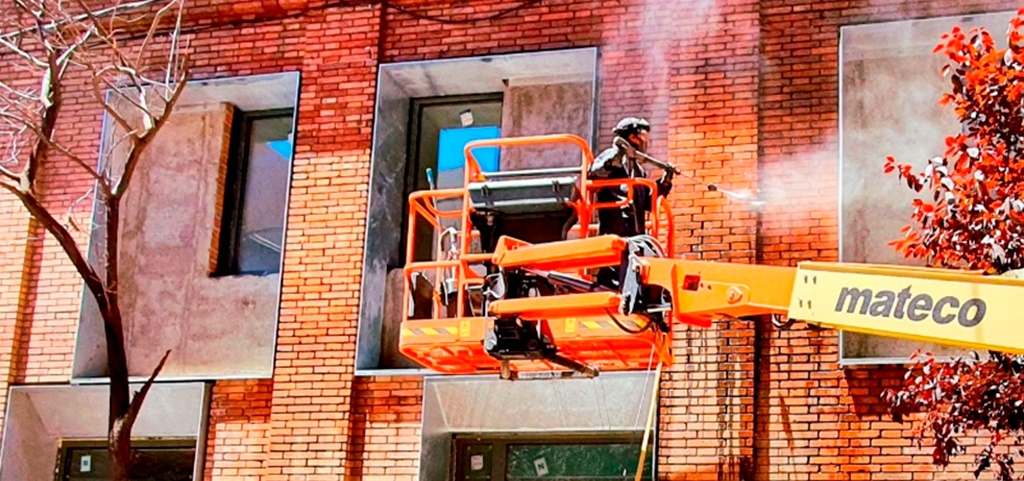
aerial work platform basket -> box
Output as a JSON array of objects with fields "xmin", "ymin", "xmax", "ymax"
[{"xmin": 397, "ymin": 134, "xmax": 794, "ymax": 379}]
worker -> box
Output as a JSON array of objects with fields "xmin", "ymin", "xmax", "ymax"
[
  {"xmin": 589, "ymin": 117, "xmax": 674, "ymax": 238},
  {"xmin": 589, "ymin": 117, "xmax": 673, "ymax": 288}
]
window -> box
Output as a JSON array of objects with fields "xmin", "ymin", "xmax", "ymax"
[
  {"xmin": 55, "ymin": 439, "xmax": 196, "ymax": 481},
  {"xmin": 74, "ymin": 73, "xmax": 298, "ymax": 381},
  {"xmin": 453, "ymin": 434, "xmax": 653, "ymax": 481},
  {"xmin": 217, "ymin": 108, "xmax": 294, "ymax": 276},
  {"xmin": 837, "ymin": 12, "xmax": 1016, "ymax": 363},
  {"xmin": 356, "ymin": 48, "xmax": 598, "ymax": 373},
  {"xmin": 403, "ymin": 94, "xmax": 504, "ymax": 263}
]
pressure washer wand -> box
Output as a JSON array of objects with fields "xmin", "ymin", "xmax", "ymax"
[
  {"xmin": 613, "ymin": 136, "xmax": 713, "ymax": 192},
  {"xmin": 612, "ymin": 137, "xmax": 764, "ymax": 207}
]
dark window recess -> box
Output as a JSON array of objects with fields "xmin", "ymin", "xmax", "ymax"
[
  {"xmin": 56, "ymin": 439, "xmax": 196, "ymax": 481},
  {"xmin": 217, "ymin": 108, "xmax": 294, "ymax": 276},
  {"xmin": 402, "ymin": 94, "xmax": 503, "ymax": 264},
  {"xmin": 453, "ymin": 434, "xmax": 653, "ymax": 481}
]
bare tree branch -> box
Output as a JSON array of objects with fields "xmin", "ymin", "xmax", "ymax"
[
  {"xmin": 0, "ymin": 81, "xmax": 37, "ymax": 102},
  {"xmin": 123, "ymin": 348, "xmax": 171, "ymax": 429},
  {"xmin": 0, "ymin": 179, "xmax": 110, "ymax": 314},
  {"xmin": 86, "ymin": 75, "xmax": 135, "ymax": 136},
  {"xmin": 102, "ymin": 197, "xmax": 121, "ymax": 328},
  {"xmin": 0, "ymin": 159, "xmax": 20, "ymax": 182},
  {"xmin": 165, "ymin": 0, "xmax": 185, "ymax": 89},
  {"xmin": 0, "ymin": 2, "xmax": 191, "ymax": 479},
  {"xmin": 0, "ymin": 35, "xmax": 47, "ymax": 69},
  {"xmin": 0, "ymin": 108, "xmax": 112, "ymax": 194},
  {"xmin": 64, "ymin": 185, "xmax": 95, "ymax": 233},
  {"xmin": 112, "ymin": 63, "xmax": 188, "ymax": 199},
  {"xmin": 103, "ymin": 129, "xmax": 135, "ymax": 174},
  {"xmin": 72, "ymin": 0, "xmax": 137, "ymax": 73},
  {"xmin": 21, "ymin": 18, "xmax": 65, "ymax": 191},
  {"xmin": 101, "ymin": 73, "xmax": 153, "ymax": 124},
  {"xmin": 135, "ymin": 0, "xmax": 177, "ymax": 68},
  {"xmin": 0, "ymin": 84, "xmax": 43, "ymax": 122},
  {"xmin": 0, "ymin": 114, "xmax": 28, "ymax": 180},
  {"xmin": 0, "ymin": 0, "xmax": 162, "ymax": 42},
  {"xmin": 55, "ymin": 26, "xmax": 94, "ymax": 79}
]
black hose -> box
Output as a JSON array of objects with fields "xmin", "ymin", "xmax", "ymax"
[{"xmin": 605, "ymin": 308, "xmax": 653, "ymax": 335}]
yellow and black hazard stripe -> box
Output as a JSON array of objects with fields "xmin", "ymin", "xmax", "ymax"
[
  {"xmin": 402, "ymin": 326, "xmax": 458, "ymax": 337},
  {"xmin": 402, "ymin": 320, "xmax": 474, "ymax": 338},
  {"xmin": 564, "ymin": 318, "xmax": 645, "ymax": 333}
]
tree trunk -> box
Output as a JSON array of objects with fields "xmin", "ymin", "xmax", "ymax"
[
  {"xmin": 0, "ymin": 4, "xmax": 189, "ymax": 480},
  {"xmin": 102, "ymin": 196, "xmax": 132, "ymax": 481},
  {"xmin": 103, "ymin": 303, "xmax": 132, "ymax": 481},
  {"xmin": 109, "ymin": 415, "xmax": 133, "ymax": 481}
]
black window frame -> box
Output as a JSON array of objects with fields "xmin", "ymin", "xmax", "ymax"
[
  {"xmin": 54, "ymin": 437, "xmax": 198, "ymax": 481},
  {"xmin": 451, "ymin": 432, "xmax": 655, "ymax": 481},
  {"xmin": 216, "ymin": 106, "xmax": 295, "ymax": 277},
  {"xmin": 400, "ymin": 93, "xmax": 504, "ymax": 266}
]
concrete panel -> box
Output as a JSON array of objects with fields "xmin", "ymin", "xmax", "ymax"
[
  {"xmin": 500, "ymin": 80, "xmax": 595, "ymax": 169},
  {"xmin": 0, "ymin": 389, "xmax": 48, "ymax": 481},
  {"xmin": 386, "ymin": 49, "xmax": 596, "ymax": 99},
  {"xmin": 175, "ymin": 72, "xmax": 297, "ymax": 111},
  {"xmin": 839, "ymin": 11, "xmax": 1015, "ymax": 361},
  {"xmin": 127, "ymin": 105, "xmax": 277, "ymax": 378},
  {"xmin": 357, "ymin": 69, "xmax": 412, "ymax": 370},
  {"xmin": 0, "ymin": 382, "xmax": 208, "ymax": 480},
  {"xmin": 74, "ymin": 72, "xmax": 299, "ymax": 380}
]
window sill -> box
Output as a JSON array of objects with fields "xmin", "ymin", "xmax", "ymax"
[{"xmin": 354, "ymin": 367, "xmax": 439, "ymax": 377}]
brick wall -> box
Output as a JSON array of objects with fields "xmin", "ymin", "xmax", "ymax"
[
  {"xmin": 205, "ymin": 380, "xmax": 273, "ymax": 480},
  {"xmin": 264, "ymin": 4, "xmax": 379, "ymax": 478},
  {"xmin": 0, "ymin": 0, "xmax": 1017, "ymax": 480},
  {"xmin": 209, "ymin": 104, "xmax": 236, "ymax": 273},
  {"xmin": 344, "ymin": 377, "xmax": 422, "ymax": 480},
  {"xmin": 15, "ymin": 74, "xmax": 103, "ymax": 384},
  {"xmin": 0, "ymin": 196, "xmax": 30, "ymax": 445},
  {"xmin": 0, "ymin": 57, "xmax": 105, "ymax": 436}
]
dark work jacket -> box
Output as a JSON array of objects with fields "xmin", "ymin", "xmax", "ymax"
[{"xmin": 588, "ymin": 145, "xmax": 653, "ymax": 237}]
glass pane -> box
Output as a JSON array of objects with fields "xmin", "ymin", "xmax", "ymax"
[
  {"xmin": 237, "ymin": 114, "xmax": 293, "ymax": 275},
  {"xmin": 63, "ymin": 447, "xmax": 109, "ymax": 481},
  {"xmin": 62, "ymin": 445, "xmax": 196, "ymax": 481},
  {"xmin": 132, "ymin": 447, "xmax": 196, "ymax": 481},
  {"xmin": 505, "ymin": 443, "xmax": 652, "ymax": 481}
]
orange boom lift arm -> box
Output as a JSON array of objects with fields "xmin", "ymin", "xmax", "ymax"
[{"xmin": 397, "ymin": 134, "xmax": 1024, "ymax": 380}]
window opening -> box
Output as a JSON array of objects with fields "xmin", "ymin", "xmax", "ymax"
[
  {"xmin": 217, "ymin": 107, "xmax": 294, "ymax": 276},
  {"xmin": 452, "ymin": 433, "xmax": 654, "ymax": 481},
  {"xmin": 55, "ymin": 438, "xmax": 197, "ymax": 481},
  {"xmin": 402, "ymin": 94, "xmax": 504, "ymax": 263}
]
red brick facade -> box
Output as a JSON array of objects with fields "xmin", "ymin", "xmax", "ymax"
[{"xmin": 0, "ymin": 0, "xmax": 1012, "ymax": 480}]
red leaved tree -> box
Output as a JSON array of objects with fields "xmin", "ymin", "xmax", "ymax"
[{"xmin": 882, "ymin": 9, "xmax": 1024, "ymax": 480}]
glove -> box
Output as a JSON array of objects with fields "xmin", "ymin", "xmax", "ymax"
[{"xmin": 656, "ymin": 170, "xmax": 674, "ymax": 197}]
